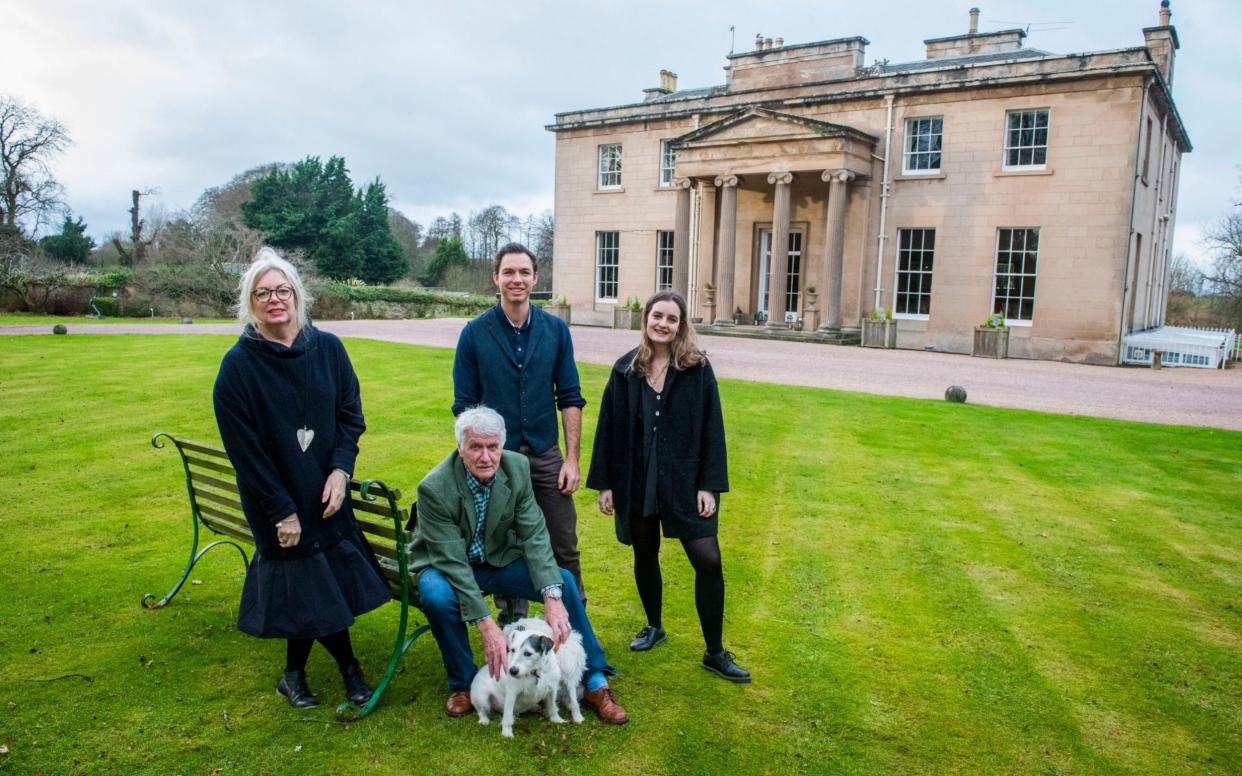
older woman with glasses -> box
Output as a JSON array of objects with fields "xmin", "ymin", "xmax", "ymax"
[{"xmin": 212, "ymin": 247, "xmax": 390, "ymax": 708}]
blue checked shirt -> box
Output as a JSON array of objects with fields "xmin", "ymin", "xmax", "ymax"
[{"xmin": 464, "ymin": 469, "xmax": 491, "ymax": 565}]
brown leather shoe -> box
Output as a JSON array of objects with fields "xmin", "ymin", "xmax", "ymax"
[
  {"xmin": 583, "ymin": 686, "xmax": 629, "ymax": 725},
  {"xmin": 444, "ymin": 690, "xmax": 473, "ymax": 717}
]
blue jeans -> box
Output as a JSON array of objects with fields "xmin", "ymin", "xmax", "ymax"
[{"xmin": 418, "ymin": 560, "xmax": 617, "ymax": 691}]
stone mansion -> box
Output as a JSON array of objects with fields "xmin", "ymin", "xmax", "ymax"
[{"xmin": 546, "ymin": 3, "xmax": 1188, "ymax": 364}]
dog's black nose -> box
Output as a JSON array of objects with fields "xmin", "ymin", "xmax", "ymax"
[{"xmin": 509, "ymin": 667, "xmax": 519, "ymax": 676}]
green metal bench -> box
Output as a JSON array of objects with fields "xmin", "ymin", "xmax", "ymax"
[{"xmin": 145, "ymin": 432, "xmax": 433, "ymax": 721}]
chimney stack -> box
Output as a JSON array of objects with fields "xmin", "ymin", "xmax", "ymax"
[
  {"xmin": 774, "ymin": 37, "xmax": 784, "ymax": 48},
  {"xmin": 755, "ymin": 34, "xmax": 764, "ymax": 51},
  {"xmin": 659, "ymin": 69, "xmax": 678, "ymax": 92},
  {"xmin": 969, "ymin": 7, "xmax": 980, "ymax": 34},
  {"xmin": 1143, "ymin": 0, "xmax": 1179, "ymax": 86}
]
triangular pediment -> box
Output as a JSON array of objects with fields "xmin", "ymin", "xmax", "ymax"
[{"xmin": 671, "ymin": 107, "xmax": 878, "ymax": 149}]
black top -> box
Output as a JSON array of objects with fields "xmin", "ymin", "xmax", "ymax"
[
  {"xmin": 639, "ymin": 381, "xmax": 663, "ymax": 517},
  {"xmin": 213, "ymin": 324, "xmax": 366, "ymax": 560}
]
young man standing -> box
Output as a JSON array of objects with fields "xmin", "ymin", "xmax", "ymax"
[{"xmin": 451, "ymin": 243, "xmax": 587, "ymax": 605}]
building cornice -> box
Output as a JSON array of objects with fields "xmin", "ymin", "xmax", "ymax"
[{"xmin": 547, "ymin": 47, "xmax": 1190, "ymax": 152}]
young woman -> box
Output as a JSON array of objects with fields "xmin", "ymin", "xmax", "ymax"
[
  {"xmin": 587, "ymin": 290, "xmax": 749, "ymax": 682},
  {"xmin": 213, "ymin": 247, "xmax": 390, "ymax": 708}
]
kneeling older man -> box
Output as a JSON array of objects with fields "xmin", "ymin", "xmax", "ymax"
[{"xmin": 411, "ymin": 405, "xmax": 628, "ymax": 723}]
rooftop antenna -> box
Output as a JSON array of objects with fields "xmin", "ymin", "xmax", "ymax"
[{"xmin": 729, "ymin": 25, "xmax": 735, "ymax": 54}]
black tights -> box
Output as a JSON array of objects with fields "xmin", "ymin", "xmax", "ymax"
[
  {"xmin": 285, "ymin": 629, "xmax": 356, "ymax": 673},
  {"xmin": 630, "ymin": 515, "xmax": 725, "ymax": 655}
]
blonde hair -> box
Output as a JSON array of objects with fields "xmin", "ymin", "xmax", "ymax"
[
  {"xmin": 236, "ymin": 247, "xmax": 312, "ymax": 331},
  {"xmin": 629, "ymin": 290, "xmax": 705, "ymax": 376}
]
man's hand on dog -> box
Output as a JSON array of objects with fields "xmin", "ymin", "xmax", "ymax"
[
  {"xmin": 478, "ymin": 617, "xmax": 508, "ymax": 679},
  {"xmin": 543, "ymin": 597, "xmax": 572, "ymax": 649}
]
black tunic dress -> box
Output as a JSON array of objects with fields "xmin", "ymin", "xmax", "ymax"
[{"xmin": 213, "ymin": 324, "xmax": 390, "ymax": 639}]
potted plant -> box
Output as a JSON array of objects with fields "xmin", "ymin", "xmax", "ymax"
[
  {"xmin": 613, "ymin": 296, "xmax": 643, "ymax": 330},
  {"xmin": 861, "ymin": 307, "xmax": 897, "ymax": 348},
  {"xmin": 544, "ymin": 295, "xmax": 571, "ymax": 324},
  {"xmin": 973, "ymin": 312, "xmax": 1009, "ymax": 358}
]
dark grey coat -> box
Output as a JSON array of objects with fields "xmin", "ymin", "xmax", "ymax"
[{"xmin": 587, "ymin": 348, "xmax": 729, "ymax": 544}]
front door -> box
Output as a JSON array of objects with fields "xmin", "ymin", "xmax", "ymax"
[{"xmin": 757, "ymin": 229, "xmax": 804, "ymax": 323}]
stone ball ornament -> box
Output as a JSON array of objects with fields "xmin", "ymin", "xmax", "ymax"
[{"xmin": 944, "ymin": 385, "xmax": 967, "ymax": 403}]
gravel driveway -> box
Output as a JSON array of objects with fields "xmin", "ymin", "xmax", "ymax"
[{"xmin": 5, "ymin": 318, "xmax": 1240, "ymax": 431}]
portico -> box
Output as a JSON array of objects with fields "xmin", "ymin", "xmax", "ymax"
[{"xmin": 668, "ymin": 108, "xmax": 876, "ymax": 330}]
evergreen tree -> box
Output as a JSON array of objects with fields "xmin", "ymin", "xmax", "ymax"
[
  {"xmin": 39, "ymin": 215, "xmax": 95, "ymax": 263},
  {"xmin": 419, "ymin": 234, "xmax": 468, "ymax": 286},
  {"xmin": 241, "ymin": 155, "xmax": 405, "ymax": 282}
]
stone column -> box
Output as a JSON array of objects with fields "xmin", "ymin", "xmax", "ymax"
[
  {"xmin": 672, "ymin": 177, "xmax": 692, "ymax": 297},
  {"xmin": 765, "ymin": 172, "xmax": 794, "ymax": 329},
  {"xmin": 819, "ymin": 169, "xmax": 855, "ymax": 331},
  {"xmin": 713, "ymin": 174, "xmax": 740, "ymax": 325}
]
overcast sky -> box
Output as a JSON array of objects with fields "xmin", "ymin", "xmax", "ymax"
[{"xmin": 5, "ymin": 0, "xmax": 1237, "ymax": 267}]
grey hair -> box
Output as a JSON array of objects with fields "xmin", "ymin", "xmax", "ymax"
[
  {"xmin": 236, "ymin": 247, "xmax": 312, "ymax": 331},
  {"xmin": 455, "ymin": 406, "xmax": 507, "ymax": 448}
]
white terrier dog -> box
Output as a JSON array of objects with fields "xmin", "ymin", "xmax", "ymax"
[{"xmin": 470, "ymin": 616, "xmax": 587, "ymax": 737}]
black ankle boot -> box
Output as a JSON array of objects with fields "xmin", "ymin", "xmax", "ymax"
[
  {"xmin": 276, "ymin": 669, "xmax": 319, "ymax": 708},
  {"xmin": 701, "ymin": 650, "xmax": 751, "ymax": 684},
  {"xmin": 340, "ymin": 662, "xmax": 373, "ymax": 705}
]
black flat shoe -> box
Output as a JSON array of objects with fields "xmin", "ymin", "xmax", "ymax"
[
  {"xmin": 340, "ymin": 662, "xmax": 373, "ymax": 705},
  {"xmin": 276, "ymin": 669, "xmax": 320, "ymax": 708},
  {"xmin": 702, "ymin": 650, "xmax": 751, "ymax": 683},
  {"xmin": 628, "ymin": 625, "xmax": 667, "ymax": 652}
]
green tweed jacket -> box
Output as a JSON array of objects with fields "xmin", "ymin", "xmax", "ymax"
[{"xmin": 410, "ymin": 450, "xmax": 561, "ymax": 622}]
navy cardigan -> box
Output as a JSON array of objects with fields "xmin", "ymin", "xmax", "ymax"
[
  {"xmin": 213, "ymin": 324, "xmax": 365, "ymax": 560},
  {"xmin": 451, "ymin": 304, "xmax": 586, "ymax": 454}
]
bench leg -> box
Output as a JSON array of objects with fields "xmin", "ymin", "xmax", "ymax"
[{"xmin": 141, "ymin": 533, "xmax": 250, "ymax": 609}]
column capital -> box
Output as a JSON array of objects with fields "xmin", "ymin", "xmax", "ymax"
[
  {"xmin": 767, "ymin": 171, "xmax": 795, "ymax": 186},
  {"xmin": 673, "ymin": 177, "xmax": 693, "ymax": 190},
  {"xmin": 713, "ymin": 174, "xmax": 740, "ymax": 188},
  {"xmin": 821, "ymin": 169, "xmax": 856, "ymax": 184}
]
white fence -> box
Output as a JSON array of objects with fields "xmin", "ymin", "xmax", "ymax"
[{"xmin": 1121, "ymin": 326, "xmax": 1237, "ymax": 369}]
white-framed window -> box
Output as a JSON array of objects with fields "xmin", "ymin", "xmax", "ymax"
[
  {"xmin": 655, "ymin": 231, "xmax": 674, "ymax": 290},
  {"xmin": 756, "ymin": 229, "xmax": 803, "ymax": 322},
  {"xmin": 992, "ymin": 227, "xmax": 1039, "ymax": 323},
  {"xmin": 893, "ymin": 228, "xmax": 934, "ymax": 318},
  {"xmin": 902, "ymin": 117, "xmax": 943, "ymax": 174},
  {"xmin": 595, "ymin": 231, "xmax": 619, "ymax": 300},
  {"xmin": 1003, "ymin": 109, "xmax": 1049, "ymax": 169},
  {"xmin": 659, "ymin": 140, "xmax": 676, "ymax": 187},
  {"xmin": 598, "ymin": 143, "xmax": 622, "ymax": 189}
]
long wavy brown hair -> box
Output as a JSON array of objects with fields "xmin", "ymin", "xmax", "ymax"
[{"xmin": 629, "ymin": 290, "xmax": 706, "ymax": 376}]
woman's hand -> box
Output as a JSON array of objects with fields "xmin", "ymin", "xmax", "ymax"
[
  {"xmin": 321, "ymin": 469, "xmax": 349, "ymax": 518},
  {"xmin": 597, "ymin": 489, "xmax": 614, "ymax": 516},
  {"xmin": 697, "ymin": 491, "xmax": 717, "ymax": 518},
  {"xmin": 276, "ymin": 514, "xmax": 302, "ymax": 548}
]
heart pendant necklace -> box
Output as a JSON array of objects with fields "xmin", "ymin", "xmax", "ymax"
[{"xmin": 297, "ymin": 426, "xmax": 314, "ymax": 452}]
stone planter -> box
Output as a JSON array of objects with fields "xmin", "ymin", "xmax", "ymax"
[
  {"xmin": 861, "ymin": 319, "xmax": 897, "ymax": 348},
  {"xmin": 613, "ymin": 307, "xmax": 642, "ymax": 330},
  {"xmin": 544, "ymin": 304, "xmax": 571, "ymax": 324},
  {"xmin": 972, "ymin": 326, "xmax": 1009, "ymax": 358}
]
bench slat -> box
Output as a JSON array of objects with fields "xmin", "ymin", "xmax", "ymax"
[
  {"xmin": 197, "ymin": 505, "xmax": 254, "ymax": 544},
  {"xmin": 176, "ymin": 440, "xmax": 232, "ymax": 459},
  {"xmin": 193, "ymin": 486, "xmax": 244, "ymax": 512},
  {"xmin": 189, "ymin": 470, "xmax": 238, "ymax": 494},
  {"xmin": 184, "ymin": 455, "xmax": 236, "ymax": 477}
]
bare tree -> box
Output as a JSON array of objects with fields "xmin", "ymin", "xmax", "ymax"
[
  {"xmin": 1203, "ymin": 204, "xmax": 1242, "ymax": 327},
  {"xmin": 0, "ymin": 95, "xmax": 71, "ymax": 235},
  {"xmin": 112, "ymin": 189, "xmax": 160, "ymax": 266}
]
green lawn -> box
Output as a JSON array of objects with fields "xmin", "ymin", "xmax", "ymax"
[{"xmin": 1, "ymin": 334, "xmax": 1239, "ymax": 775}]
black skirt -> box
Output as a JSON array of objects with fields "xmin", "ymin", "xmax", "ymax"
[{"xmin": 237, "ymin": 527, "xmax": 391, "ymax": 639}]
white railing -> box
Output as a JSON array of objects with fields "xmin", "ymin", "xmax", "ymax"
[{"xmin": 1121, "ymin": 326, "xmax": 1237, "ymax": 369}]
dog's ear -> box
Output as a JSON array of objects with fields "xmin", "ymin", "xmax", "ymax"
[{"xmin": 536, "ymin": 635, "xmax": 554, "ymax": 654}]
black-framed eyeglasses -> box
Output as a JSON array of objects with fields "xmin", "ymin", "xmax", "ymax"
[{"xmin": 253, "ymin": 286, "xmax": 294, "ymax": 303}]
